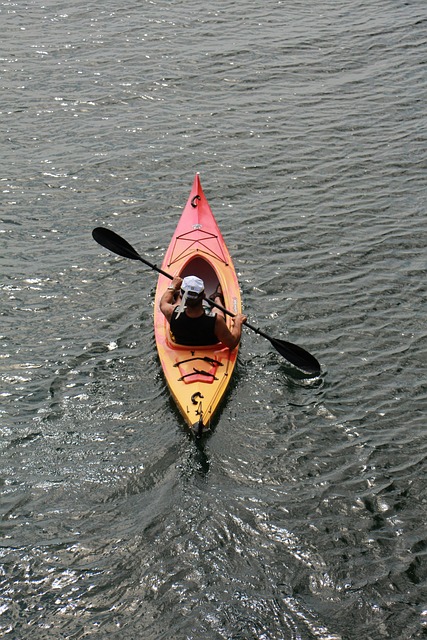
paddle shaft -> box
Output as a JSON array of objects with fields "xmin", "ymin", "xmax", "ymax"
[{"xmin": 132, "ymin": 254, "xmax": 172, "ymax": 281}]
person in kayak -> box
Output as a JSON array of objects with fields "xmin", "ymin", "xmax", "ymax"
[{"xmin": 159, "ymin": 275, "xmax": 247, "ymax": 349}]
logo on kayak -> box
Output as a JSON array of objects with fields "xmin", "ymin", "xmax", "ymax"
[{"xmin": 192, "ymin": 224, "xmax": 203, "ymax": 230}]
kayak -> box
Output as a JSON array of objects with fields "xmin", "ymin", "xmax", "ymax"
[{"xmin": 154, "ymin": 174, "xmax": 242, "ymax": 436}]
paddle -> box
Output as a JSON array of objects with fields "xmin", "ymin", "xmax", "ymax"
[{"xmin": 92, "ymin": 227, "xmax": 321, "ymax": 376}]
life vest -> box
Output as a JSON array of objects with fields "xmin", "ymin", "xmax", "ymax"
[{"xmin": 170, "ymin": 308, "xmax": 218, "ymax": 346}]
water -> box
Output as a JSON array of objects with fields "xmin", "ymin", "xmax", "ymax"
[{"xmin": 1, "ymin": 0, "xmax": 427, "ymax": 638}]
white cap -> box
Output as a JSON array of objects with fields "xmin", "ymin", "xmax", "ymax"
[{"xmin": 181, "ymin": 275, "xmax": 204, "ymax": 298}]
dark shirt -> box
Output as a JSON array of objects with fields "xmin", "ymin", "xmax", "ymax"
[{"xmin": 170, "ymin": 308, "xmax": 218, "ymax": 346}]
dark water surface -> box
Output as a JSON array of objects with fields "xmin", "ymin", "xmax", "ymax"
[{"xmin": 2, "ymin": 0, "xmax": 427, "ymax": 638}]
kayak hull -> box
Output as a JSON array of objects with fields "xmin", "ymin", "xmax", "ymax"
[{"xmin": 154, "ymin": 174, "xmax": 241, "ymax": 435}]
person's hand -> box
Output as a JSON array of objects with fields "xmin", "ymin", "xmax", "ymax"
[
  {"xmin": 232, "ymin": 313, "xmax": 247, "ymax": 326},
  {"xmin": 170, "ymin": 276, "xmax": 183, "ymax": 291}
]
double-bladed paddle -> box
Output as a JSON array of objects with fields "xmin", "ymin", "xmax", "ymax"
[{"xmin": 92, "ymin": 227, "xmax": 321, "ymax": 376}]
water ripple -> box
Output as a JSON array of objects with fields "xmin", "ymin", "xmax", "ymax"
[{"xmin": 1, "ymin": 0, "xmax": 427, "ymax": 638}]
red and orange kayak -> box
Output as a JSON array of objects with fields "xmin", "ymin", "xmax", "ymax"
[{"xmin": 154, "ymin": 174, "xmax": 242, "ymax": 436}]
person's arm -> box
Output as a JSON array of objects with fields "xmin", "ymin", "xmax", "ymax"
[
  {"xmin": 159, "ymin": 276, "xmax": 182, "ymax": 322},
  {"xmin": 214, "ymin": 313, "xmax": 247, "ymax": 349}
]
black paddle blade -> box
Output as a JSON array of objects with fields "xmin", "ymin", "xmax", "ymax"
[
  {"xmin": 92, "ymin": 227, "xmax": 141, "ymax": 261},
  {"xmin": 244, "ymin": 321, "xmax": 321, "ymax": 376},
  {"xmin": 269, "ymin": 336, "xmax": 321, "ymax": 376}
]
